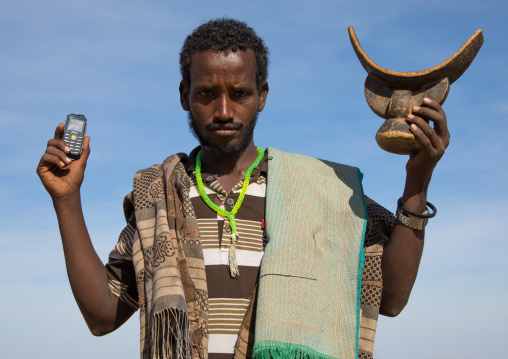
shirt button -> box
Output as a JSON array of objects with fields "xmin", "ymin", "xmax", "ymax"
[
  {"xmin": 227, "ymin": 198, "xmax": 235, "ymax": 206},
  {"xmin": 206, "ymin": 176, "xmax": 214, "ymax": 182},
  {"xmin": 224, "ymin": 224, "xmax": 231, "ymax": 233}
]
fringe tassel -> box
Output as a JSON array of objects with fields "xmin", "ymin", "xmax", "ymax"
[
  {"xmin": 253, "ymin": 341, "xmax": 335, "ymax": 359},
  {"xmin": 150, "ymin": 307, "xmax": 190, "ymax": 359},
  {"xmin": 229, "ymin": 233, "xmax": 239, "ymax": 278}
]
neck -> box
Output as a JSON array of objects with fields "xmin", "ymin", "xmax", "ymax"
[
  {"xmin": 200, "ymin": 142, "xmax": 259, "ymax": 175},
  {"xmin": 199, "ymin": 142, "xmax": 260, "ymax": 193}
]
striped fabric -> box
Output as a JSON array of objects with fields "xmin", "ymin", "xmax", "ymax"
[
  {"xmin": 108, "ymin": 278, "xmax": 139, "ymax": 310},
  {"xmin": 186, "ymin": 153, "xmax": 268, "ymax": 359},
  {"xmin": 106, "ymin": 222, "xmax": 139, "ymax": 310}
]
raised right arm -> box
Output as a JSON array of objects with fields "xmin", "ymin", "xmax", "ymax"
[{"xmin": 37, "ymin": 124, "xmax": 135, "ymax": 335}]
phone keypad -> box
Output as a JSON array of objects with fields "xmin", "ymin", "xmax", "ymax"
[{"xmin": 63, "ymin": 133, "xmax": 83, "ymax": 159}]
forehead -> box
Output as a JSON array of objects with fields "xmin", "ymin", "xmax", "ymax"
[{"xmin": 189, "ymin": 49, "xmax": 257, "ymax": 86}]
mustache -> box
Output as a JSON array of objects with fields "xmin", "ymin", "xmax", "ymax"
[{"xmin": 205, "ymin": 122, "xmax": 244, "ymax": 130}]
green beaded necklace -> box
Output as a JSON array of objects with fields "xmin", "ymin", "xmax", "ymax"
[{"xmin": 195, "ymin": 147, "xmax": 265, "ymax": 277}]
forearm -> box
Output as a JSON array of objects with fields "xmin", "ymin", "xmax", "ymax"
[
  {"xmin": 53, "ymin": 192, "xmax": 122, "ymax": 334},
  {"xmin": 379, "ymin": 98, "xmax": 449, "ymax": 316},
  {"xmin": 380, "ymin": 174, "xmax": 428, "ymax": 317}
]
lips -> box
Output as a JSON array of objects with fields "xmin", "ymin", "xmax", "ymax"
[
  {"xmin": 205, "ymin": 123, "xmax": 243, "ymax": 131},
  {"xmin": 205, "ymin": 122, "xmax": 243, "ymax": 136}
]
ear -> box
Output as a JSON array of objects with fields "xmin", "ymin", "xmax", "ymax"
[
  {"xmin": 179, "ymin": 81, "xmax": 190, "ymax": 111},
  {"xmin": 257, "ymin": 82, "xmax": 269, "ymax": 112}
]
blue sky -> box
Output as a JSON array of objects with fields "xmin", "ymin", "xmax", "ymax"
[{"xmin": 1, "ymin": 1, "xmax": 507, "ymax": 358}]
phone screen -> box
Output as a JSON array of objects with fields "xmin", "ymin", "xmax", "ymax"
[{"xmin": 67, "ymin": 118, "xmax": 85, "ymax": 132}]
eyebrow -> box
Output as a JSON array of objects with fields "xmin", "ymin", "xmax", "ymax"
[
  {"xmin": 232, "ymin": 86, "xmax": 250, "ymax": 92},
  {"xmin": 194, "ymin": 85, "xmax": 214, "ymax": 91}
]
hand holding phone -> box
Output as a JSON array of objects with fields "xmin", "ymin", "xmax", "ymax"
[{"xmin": 37, "ymin": 118, "xmax": 90, "ymax": 202}]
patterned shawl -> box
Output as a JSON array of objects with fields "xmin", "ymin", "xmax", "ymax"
[{"xmin": 131, "ymin": 154, "xmax": 208, "ymax": 359}]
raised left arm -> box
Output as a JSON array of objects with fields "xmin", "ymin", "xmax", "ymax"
[{"xmin": 380, "ymin": 97, "xmax": 450, "ymax": 317}]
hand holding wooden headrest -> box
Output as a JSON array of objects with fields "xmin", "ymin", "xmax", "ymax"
[{"xmin": 349, "ymin": 26, "xmax": 483, "ymax": 154}]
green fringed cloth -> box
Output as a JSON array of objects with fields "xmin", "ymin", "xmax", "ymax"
[
  {"xmin": 129, "ymin": 148, "xmax": 366, "ymax": 359},
  {"xmin": 252, "ymin": 148, "xmax": 367, "ymax": 359}
]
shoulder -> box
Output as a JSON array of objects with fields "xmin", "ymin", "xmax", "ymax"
[
  {"xmin": 132, "ymin": 153, "xmax": 190, "ymax": 188},
  {"xmin": 266, "ymin": 147, "xmax": 362, "ymax": 180},
  {"xmin": 267, "ymin": 147, "xmax": 358, "ymax": 168},
  {"xmin": 364, "ymin": 195, "xmax": 396, "ymax": 247},
  {"xmin": 131, "ymin": 153, "xmax": 189, "ymax": 209},
  {"xmin": 134, "ymin": 153, "xmax": 189, "ymax": 178},
  {"xmin": 365, "ymin": 195, "xmax": 395, "ymax": 220}
]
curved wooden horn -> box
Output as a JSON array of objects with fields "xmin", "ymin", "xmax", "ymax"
[{"xmin": 348, "ymin": 26, "xmax": 483, "ymax": 89}]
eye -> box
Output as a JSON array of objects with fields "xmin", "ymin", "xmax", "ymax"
[
  {"xmin": 234, "ymin": 91, "xmax": 248, "ymax": 97},
  {"xmin": 199, "ymin": 90, "xmax": 214, "ymax": 96}
]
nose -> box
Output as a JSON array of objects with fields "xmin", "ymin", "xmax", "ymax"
[{"xmin": 214, "ymin": 94, "xmax": 234, "ymax": 122}]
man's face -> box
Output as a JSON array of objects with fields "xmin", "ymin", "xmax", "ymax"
[{"xmin": 180, "ymin": 49, "xmax": 268, "ymax": 157}]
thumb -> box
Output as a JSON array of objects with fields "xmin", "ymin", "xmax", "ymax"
[{"xmin": 75, "ymin": 136, "xmax": 91, "ymax": 167}]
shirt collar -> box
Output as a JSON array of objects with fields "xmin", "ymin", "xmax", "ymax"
[{"xmin": 185, "ymin": 146, "xmax": 268, "ymax": 182}]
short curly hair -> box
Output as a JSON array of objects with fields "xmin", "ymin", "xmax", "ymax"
[{"xmin": 179, "ymin": 18, "xmax": 269, "ymax": 91}]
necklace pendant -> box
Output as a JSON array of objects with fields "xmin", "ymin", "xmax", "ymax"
[{"xmin": 231, "ymin": 233, "xmax": 240, "ymax": 247}]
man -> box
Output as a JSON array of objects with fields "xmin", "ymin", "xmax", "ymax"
[{"xmin": 37, "ymin": 18, "xmax": 449, "ymax": 359}]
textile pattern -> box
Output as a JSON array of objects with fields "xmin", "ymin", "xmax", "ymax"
[
  {"xmin": 131, "ymin": 154, "xmax": 208, "ymax": 359},
  {"xmin": 252, "ymin": 148, "xmax": 367, "ymax": 359}
]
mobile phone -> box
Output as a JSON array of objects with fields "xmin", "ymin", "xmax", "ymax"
[{"xmin": 63, "ymin": 114, "xmax": 87, "ymax": 160}]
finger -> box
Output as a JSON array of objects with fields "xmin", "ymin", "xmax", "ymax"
[
  {"xmin": 412, "ymin": 107, "xmax": 444, "ymax": 132},
  {"xmin": 408, "ymin": 122, "xmax": 434, "ymax": 154},
  {"xmin": 46, "ymin": 146, "xmax": 73, "ymax": 166},
  {"xmin": 75, "ymin": 136, "xmax": 91, "ymax": 168},
  {"xmin": 39, "ymin": 152, "xmax": 67, "ymax": 170},
  {"xmin": 54, "ymin": 123, "xmax": 65, "ymax": 140},
  {"xmin": 407, "ymin": 114, "xmax": 443, "ymax": 151},
  {"xmin": 47, "ymin": 138, "xmax": 70, "ymax": 150},
  {"xmin": 413, "ymin": 105, "xmax": 445, "ymax": 125},
  {"xmin": 420, "ymin": 98, "xmax": 449, "ymax": 139},
  {"xmin": 421, "ymin": 97, "xmax": 445, "ymax": 115},
  {"xmin": 412, "ymin": 103, "xmax": 449, "ymax": 140}
]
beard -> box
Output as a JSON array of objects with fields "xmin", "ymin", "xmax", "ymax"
[{"xmin": 187, "ymin": 111, "xmax": 258, "ymax": 158}]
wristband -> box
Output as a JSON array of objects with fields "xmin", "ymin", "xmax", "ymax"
[{"xmin": 396, "ymin": 197, "xmax": 437, "ymax": 230}]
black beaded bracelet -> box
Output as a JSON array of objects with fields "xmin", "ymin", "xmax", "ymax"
[{"xmin": 397, "ymin": 197, "xmax": 437, "ymax": 218}]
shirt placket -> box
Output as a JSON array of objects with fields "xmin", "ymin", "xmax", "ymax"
[
  {"xmin": 196, "ymin": 166, "xmax": 263, "ymax": 252},
  {"xmin": 222, "ymin": 181, "xmax": 245, "ymax": 251},
  {"xmin": 201, "ymin": 174, "xmax": 239, "ymax": 251}
]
